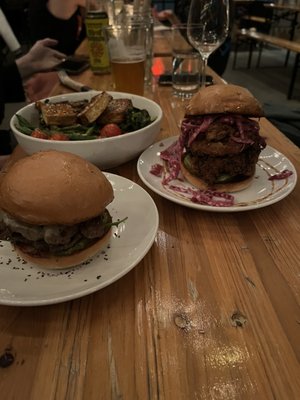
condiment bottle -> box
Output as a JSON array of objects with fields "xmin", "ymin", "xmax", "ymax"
[{"xmin": 85, "ymin": 0, "xmax": 111, "ymax": 74}]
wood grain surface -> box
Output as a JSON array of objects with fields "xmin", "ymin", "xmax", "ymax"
[{"xmin": 0, "ymin": 30, "xmax": 299, "ymax": 400}]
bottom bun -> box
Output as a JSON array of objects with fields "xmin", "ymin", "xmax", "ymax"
[
  {"xmin": 15, "ymin": 228, "xmax": 112, "ymax": 270},
  {"xmin": 181, "ymin": 162, "xmax": 254, "ymax": 193}
]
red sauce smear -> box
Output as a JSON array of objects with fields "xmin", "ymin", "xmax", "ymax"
[
  {"xmin": 268, "ymin": 169, "xmax": 293, "ymax": 180},
  {"xmin": 150, "ymin": 163, "xmax": 164, "ymax": 177},
  {"xmin": 167, "ymin": 184, "xmax": 234, "ymax": 207},
  {"xmin": 149, "ymin": 142, "xmax": 235, "ymax": 207}
]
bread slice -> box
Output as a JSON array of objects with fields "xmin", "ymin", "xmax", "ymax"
[
  {"xmin": 98, "ymin": 99, "xmax": 133, "ymax": 124},
  {"xmin": 78, "ymin": 92, "xmax": 113, "ymax": 125},
  {"xmin": 36, "ymin": 101, "xmax": 78, "ymax": 126}
]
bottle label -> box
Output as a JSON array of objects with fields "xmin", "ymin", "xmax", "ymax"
[{"xmin": 85, "ymin": 15, "xmax": 110, "ymax": 72}]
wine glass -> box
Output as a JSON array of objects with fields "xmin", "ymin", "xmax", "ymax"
[
  {"xmin": 187, "ymin": 0, "xmax": 230, "ymax": 87},
  {"xmin": 114, "ymin": 0, "xmax": 124, "ymax": 16}
]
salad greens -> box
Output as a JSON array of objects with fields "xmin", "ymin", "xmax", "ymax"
[
  {"xmin": 15, "ymin": 106, "xmax": 153, "ymax": 141},
  {"xmin": 119, "ymin": 108, "xmax": 152, "ymax": 132}
]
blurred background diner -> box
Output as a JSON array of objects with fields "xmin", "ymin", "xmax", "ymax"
[
  {"xmin": 0, "ymin": 0, "xmax": 67, "ymax": 156},
  {"xmin": 28, "ymin": 0, "xmax": 87, "ymax": 55},
  {"xmin": 0, "ymin": 0, "xmax": 299, "ymax": 152}
]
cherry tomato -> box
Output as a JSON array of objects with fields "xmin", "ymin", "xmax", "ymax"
[
  {"xmin": 31, "ymin": 129, "xmax": 48, "ymax": 139},
  {"xmin": 100, "ymin": 124, "xmax": 122, "ymax": 138},
  {"xmin": 50, "ymin": 133, "xmax": 70, "ymax": 141}
]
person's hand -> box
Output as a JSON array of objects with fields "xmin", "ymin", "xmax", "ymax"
[
  {"xmin": 152, "ymin": 9, "xmax": 181, "ymax": 26},
  {"xmin": 16, "ymin": 38, "xmax": 66, "ymax": 80},
  {"xmin": 24, "ymin": 72, "xmax": 60, "ymax": 102},
  {"xmin": 154, "ymin": 9, "xmax": 174, "ymax": 21}
]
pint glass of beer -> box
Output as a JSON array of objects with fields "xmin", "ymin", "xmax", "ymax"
[{"xmin": 104, "ymin": 25, "xmax": 147, "ymax": 95}]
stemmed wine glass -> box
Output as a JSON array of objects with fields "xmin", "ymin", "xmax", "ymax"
[{"xmin": 187, "ymin": 0, "xmax": 230, "ymax": 87}]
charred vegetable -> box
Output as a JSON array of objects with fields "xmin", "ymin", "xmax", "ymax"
[{"xmin": 119, "ymin": 108, "xmax": 152, "ymax": 133}]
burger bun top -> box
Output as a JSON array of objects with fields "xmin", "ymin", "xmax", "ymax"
[
  {"xmin": 185, "ymin": 84, "xmax": 264, "ymax": 117},
  {"xmin": 0, "ymin": 150, "xmax": 114, "ymax": 225}
]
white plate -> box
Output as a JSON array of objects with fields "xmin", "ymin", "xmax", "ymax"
[
  {"xmin": 137, "ymin": 136, "xmax": 297, "ymax": 212},
  {"xmin": 0, "ymin": 174, "xmax": 159, "ymax": 306}
]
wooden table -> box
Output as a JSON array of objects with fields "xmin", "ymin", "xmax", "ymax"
[
  {"xmin": 0, "ymin": 32, "xmax": 300, "ymax": 400},
  {"xmin": 265, "ymin": 3, "xmax": 300, "ymax": 64},
  {"xmin": 265, "ymin": 3, "xmax": 300, "ymax": 41}
]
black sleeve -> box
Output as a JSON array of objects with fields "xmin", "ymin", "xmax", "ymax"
[
  {"xmin": 28, "ymin": 0, "xmax": 86, "ymax": 55},
  {"xmin": 2, "ymin": 62, "xmax": 25, "ymax": 102},
  {"xmin": 0, "ymin": 61, "xmax": 25, "ymax": 124}
]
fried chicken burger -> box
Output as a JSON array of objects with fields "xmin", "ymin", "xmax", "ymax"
[
  {"xmin": 0, "ymin": 150, "xmax": 114, "ymax": 269},
  {"xmin": 180, "ymin": 84, "xmax": 266, "ymax": 192}
]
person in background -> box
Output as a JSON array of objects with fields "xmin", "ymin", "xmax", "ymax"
[
  {"xmin": 152, "ymin": 8, "xmax": 181, "ymax": 26},
  {"xmin": 0, "ymin": 38, "xmax": 66, "ymax": 153},
  {"xmin": 28, "ymin": 0, "xmax": 86, "ymax": 55},
  {"xmin": 0, "ymin": 0, "xmax": 31, "ymax": 49}
]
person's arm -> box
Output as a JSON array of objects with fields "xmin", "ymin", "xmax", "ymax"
[
  {"xmin": 153, "ymin": 9, "xmax": 182, "ymax": 26},
  {"xmin": 47, "ymin": 0, "xmax": 86, "ymax": 20},
  {"xmin": 1, "ymin": 62, "xmax": 25, "ymax": 103},
  {"xmin": 16, "ymin": 38, "xmax": 66, "ymax": 80},
  {"xmin": 0, "ymin": 38, "xmax": 66, "ymax": 124}
]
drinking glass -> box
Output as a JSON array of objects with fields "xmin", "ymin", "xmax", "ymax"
[
  {"xmin": 104, "ymin": 25, "xmax": 147, "ymax": 95},
  {"xmin": 171, "ymin": 25, "xmax": 200, "ymax": 97},
  {"xmin": 187, "ymin": 0, "xmax": 229, "ymax": 87},
  {"xmin": 114, "ymin": 4, "xmax": 154, "ymax": 85},
  {"xmin": 113, "ymin": 0, "xmax": 124, "ymax": 16}
]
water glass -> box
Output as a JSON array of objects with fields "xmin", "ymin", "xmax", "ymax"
[{"xmin": 171, "ymin": 25, "xmax": 201, "ymax": 97}]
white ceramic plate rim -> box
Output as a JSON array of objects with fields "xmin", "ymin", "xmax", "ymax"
[
  {"xmin": 0, "ymin": 173, "xmax": 159, "ymax": 306},
  {"xmin": 137, "ymin": 136, "xmax": 297, "ymax": 212}
]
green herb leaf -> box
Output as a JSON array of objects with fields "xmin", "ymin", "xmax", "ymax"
[
  {"xmin": 119, "ymin": 108, "xmax": 152, "ymax": 133},
  {"xmin": 105, "ymin": 216, "xmax": 128, "ymax": 229}
]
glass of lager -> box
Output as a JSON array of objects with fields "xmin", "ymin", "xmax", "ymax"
[{"xmin": 104, "ymin": 25, "xmax": 147, "ymax": 95}]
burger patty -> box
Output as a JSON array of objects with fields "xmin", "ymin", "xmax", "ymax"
[
  {"xmin": 0, "ymin": 210, "xmax": 112, "ymax": 257},
  {"xmin": 183, "ymin": 145, "xmax": 260, "ymax": 186},
  {"xmin": 189, "ymin": 120, "xmax": 260, "ymax": 157},
  {"xmin": 181, "ymin": 115, "xmax": 265, "ymax": 186}
]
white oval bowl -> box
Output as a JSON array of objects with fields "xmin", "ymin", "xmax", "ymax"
[{"xmin": 10, "ymin": 91, "xmax": 163, "ymax": 169}]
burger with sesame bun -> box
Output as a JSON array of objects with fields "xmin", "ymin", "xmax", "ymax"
[
  {"xmin": 0, "ymin": 150, "xmax": 116, "ymax": 269},
  {"xmin": 180, "ymin": 84, "xmax": 266, "ymax": 192}
]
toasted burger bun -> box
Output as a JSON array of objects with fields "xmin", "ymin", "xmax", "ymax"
[
  {"xmin": 185, "ymin": 84, "xmax": 264, "ymax": 117},
  {"xmin": 181, "ymin": 161, "xmax": 254, "ymax": 193},
  {"xmin": 15, "ymin": 228, "xmax": 112, "ymax": 270},
  {"xmin": 0, "ymin": 150, "xmax": 114, "ymax": 225}
]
